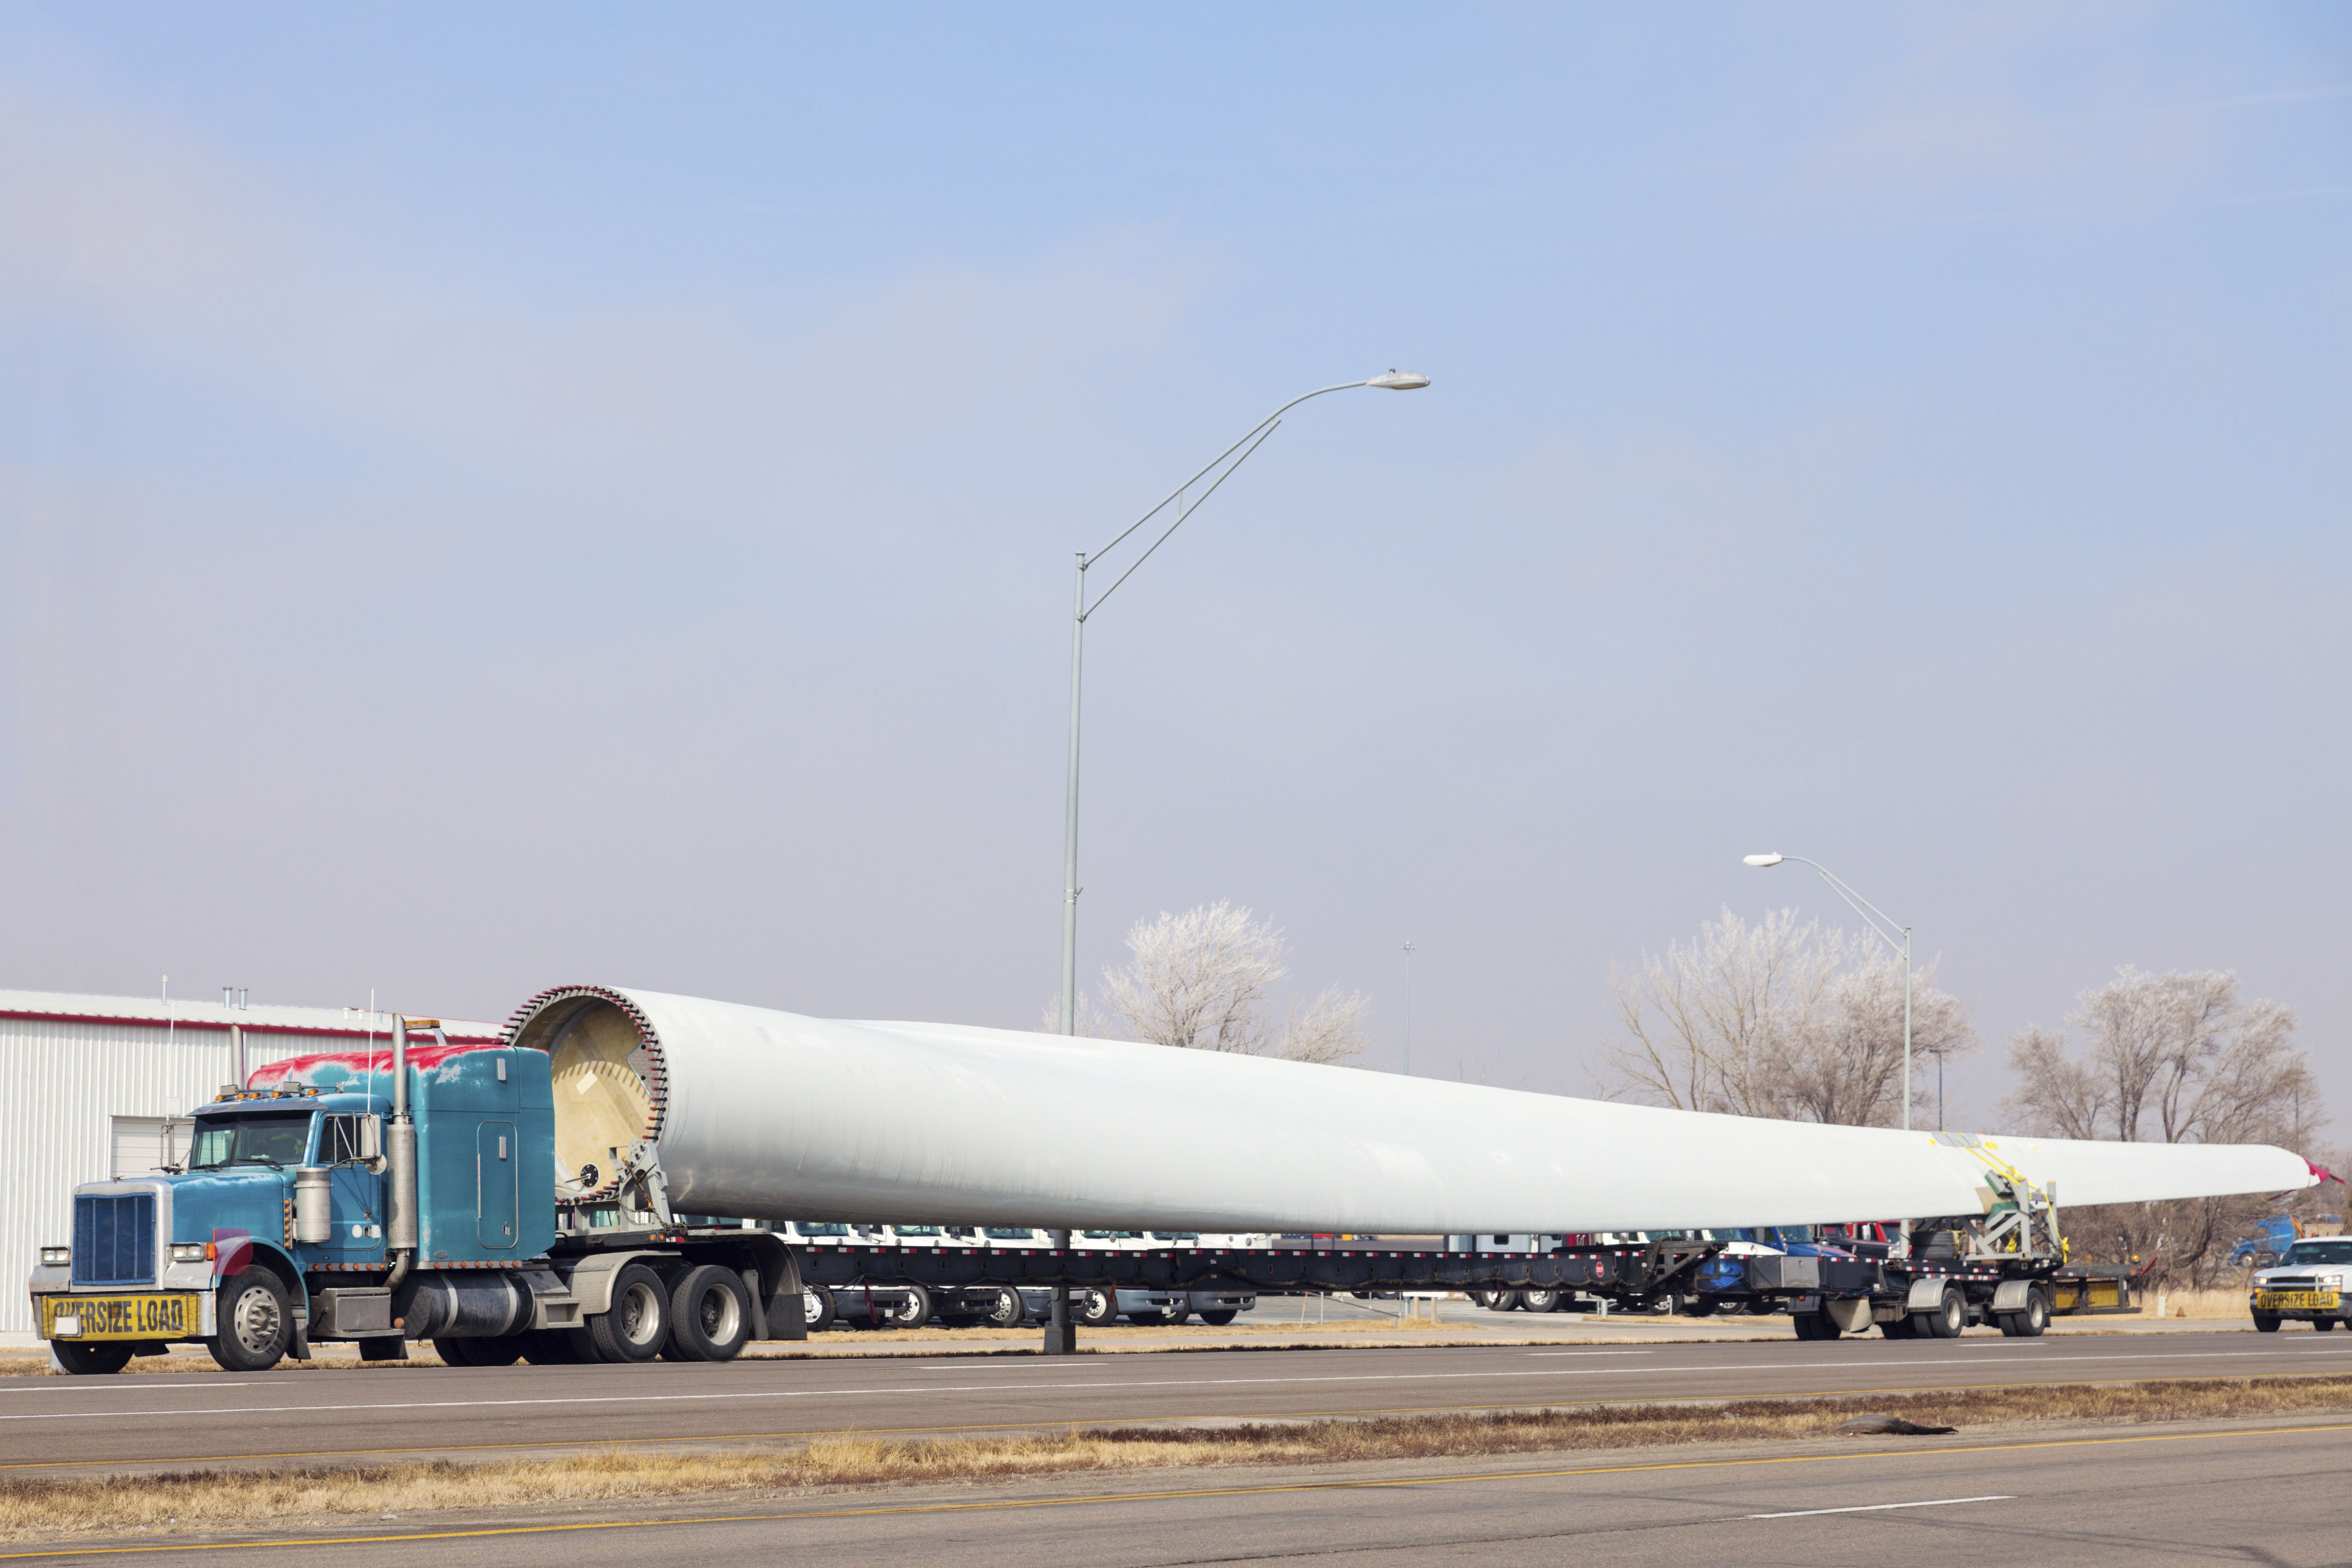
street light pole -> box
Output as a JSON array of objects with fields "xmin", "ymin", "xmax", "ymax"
[
  {"xmin": 1056, "ymin": 372, "xmax": 1430, "ymax": 1039},
  {"xmin": 1400, "ymin": 940, "xmax": 1417, "ymax": 1076},
  {"xmin": 1743, "ymin": 853, "xmax": 1915, "ymax": 1133}
]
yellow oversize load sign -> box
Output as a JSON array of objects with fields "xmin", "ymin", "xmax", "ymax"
[
  {"xmin": 40, "ymin": 1292, "xmax": 201, "ymax": 1341},
  {"xmin": 2255, "ymin": 1290, "xmax": 2342, "ymax": 1312}
]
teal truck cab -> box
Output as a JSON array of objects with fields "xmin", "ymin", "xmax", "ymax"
[{"xmin": 29, "ymin": 1018, "xmax": 799, "ymax": 1373}]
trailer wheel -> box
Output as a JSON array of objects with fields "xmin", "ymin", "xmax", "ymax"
[
  {"xmin": 1487, "ymin": 1291, "xmax": 1521, "ymax": 1313},
  {"xmin": 665, "ymin": 1265, "xmax": 752, "ymax": 1362},
  {"xmin": 208, "ymin": 1270, "xmax": 291, "ymax": 1372},
  {"xmin": 1880, "ymin": 1313, "xmax": 1917, "ymax": 1338},
  {"xmin": 586, "ymin": 1264, "xmax": 671, "ymax": 1362},
  {"xmin": 2253, "ymin": 1312, "xmax": 2281, "ymax": 1332},
  {"xmin": 1684, "ymin": 1297, "xmax": 1719, "ymax": 1317},
  {"xmin": 436, "ymin": 1336, "xmax": 521, "ymax": 1367},
  {"xmin": 1521, "ymin": 1289, "xmax": 1560, "ymax": 1313},
  {"xmin": 885, "ymin": 1283, "xmax": 934, "ymax": 1329},
  {"xmin": 1197, "ymin": 1309, "xmax": 1238, "ymax": 1326},
  {"xmin": 803, "ymin": 1286, "xmax": 837, "ymax": 1333},
  {"xmin": 985, "ymin": 1287, "xmax": 1027, "ymax": 1328},
  {"xmin": 1924, "ymin": 1284, "xmax": 1966, "ymax": 1339},
  {"xmin": 51, "ymin": 1340, "xmax": 136, "ymax": 1375},
  {"xmin": 1078, "ymin": 1288, "xmax": 1120, "ymax": 1327}
]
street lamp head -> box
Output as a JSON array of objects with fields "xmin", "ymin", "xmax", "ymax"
[
  {"xmin": 1743, "ymin": 853, "xmax": 1784, "ymax": 867},
  {"xmin": 1366, "ymin": 370, "xmax": 1431, "ymax": 390}
]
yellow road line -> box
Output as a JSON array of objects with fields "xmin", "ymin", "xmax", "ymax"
[
  {"xmin": 7, "ymin": 1370, "xmax": 2347, "ymax": 1474},
  {"xmin": 4, "ymin": 1419, "xmax": 2347, "ymax": 1559}
]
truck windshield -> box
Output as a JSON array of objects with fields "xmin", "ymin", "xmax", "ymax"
[
  {"xmin": 186, "ymin": 1112, "xmax": 314, "ymax": 1171},
  {"xmin": 2285, "ymin": 1240, "xmax": 2352, "ymax": 1265}
]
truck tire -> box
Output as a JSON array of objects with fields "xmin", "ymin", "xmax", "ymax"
[
  {"xmin": 585, "ymin": 1263, "xmax": 671, "ymax": 1362},
  {"xmin": 1487, "ymin": 1291, "xmax": 1521, "ymax": 1313},
  {"xmin": 985, "ymin": 1287, "xmax": 1027, "ymax": 1328},
  {"xmin": 209, "ymin": 1270, "xmax": 292, "ymax": 1372},
  {"xmin": 1924, "ymin": 1284, "xmax": 1966, "ymax": 1339},
  {"xmin": 885, "ymin": 1283, "xmax": 934, "ymax": 1329},
  {"xmin": 1078, "ymin": 1287, "xmax": 1120, "ymax": 1327},
  {"xmin": 666, "ymin": 1265, "xmax": 752, "ymax": 1361},
  {"xmin": 1684, "ymin": 1297, "xmax": 1719, "ymax": 1317},
  {"xmin": 2317, "ymin": 1318, "xmax": 2340, "ymax": 1332},
  {"xmin": 2253, "ymin": 1312, "xmax": 2282, "ymax": 1332},
  {"xmin": 1197, "ymin": 1309, "xmax": 1238, "ymax": 1326},
  {"xmin": 1881, "ymin": 1313, "xmax": 1917, "ymax": 1338},
  {"xmin": 436, "ymin": 1336, "xmax": 521, "ymax": 1367},
  {"xmin": 1521, "ymin": 1289, "xmax": 1560, "ymax": 1313},
  {"xmin": 804, "ymin": 1286, "xmax": 838, "ymax": 1333},
  {"xmin": 2020, "ymin": 1287, "xmax": 2050, "ymax": 1337},
  {"xmin": 518, "ymin": 1330, "xmax": 583, "ymax": 1364},
  {"xmin": 51, "ymin": 1340, "xmax": 135, "ymax": 1375},
  {"xmin": 1792, "ymin": 1311, "xmax": 1838, "ymax": 1340}
]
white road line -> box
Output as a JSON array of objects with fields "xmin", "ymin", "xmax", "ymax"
[
  {"xmin": 1746, "ymin": 1495, "xmax": 2014, "ymax": 1519},
  {"xmin": 7, "ymin": 1344, "xmax": 2351, "ymax": 1423}
]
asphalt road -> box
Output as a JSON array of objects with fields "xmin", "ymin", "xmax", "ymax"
[
  {"xmin": 5, "ymin": 1329, "xmax": 2348, "ymax": 1479},
  {"xmin": 8, "ymin": 1413, "xmax": 2348, "ymax": 1565}
]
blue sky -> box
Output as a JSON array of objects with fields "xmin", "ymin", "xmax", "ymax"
[{"xmin": 2, "ymin": 5, "xmax": 2346, "ymax": 1132}]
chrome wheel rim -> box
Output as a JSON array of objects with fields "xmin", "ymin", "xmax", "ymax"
[
  {"xmin": 231, "ymin": 1286, "xmax": 282, "ymax": 1357},
  {"xmin": 618, "ymin": 1280, "xmax": 663, "ymax": 1348}
]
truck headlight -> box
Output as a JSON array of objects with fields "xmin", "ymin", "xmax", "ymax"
[
  {"xmin": 38, "ymin": 1246, "xmax": 69, "ymax": 1267},
  {"xmin": 169, "ymin": 1243, "xmax": 209, "ymax": 1263}
]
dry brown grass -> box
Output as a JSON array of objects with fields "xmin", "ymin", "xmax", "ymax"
[{"xmin": 6, "ymin": 1374, "xmax": 2350, "ymax": 1542}]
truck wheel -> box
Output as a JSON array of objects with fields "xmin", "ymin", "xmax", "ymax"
[
  {"xmin": 1488, "ymin": 1291, "xmax": 1521, "ymax": 1313},
  {"xmin": 586, "ymin": 1263, "xmax": 671, "ymax": 1362},
  {"xmin": 2253, "ymin": 1312, "xmax": 2282, "ymax": 1332},
  {"xmin": 1521, "ymin": 1289, "xmax": 1560, "ymax": 1313},
  {"xmin": 984, "ymin": 1287, "xmax": 1027, "ymax": 1328},
  {"xmin": 518, "ymin": 1330, "xmax": 582, "ymax": 1364},
  {"xmin": 1881, "ymin": 1313, "xmax": 1917, "ymax": 1338},
  {"xmin": 1078, "ymin": 1288, "xmax": 1119, "ymax": 1327},
  {"xmin": 436, "ymin": 1336, "xmax": 521, "ymax": 1367},
  {"xmin": 803, "ymin": 1286, "xmax": 838, "ymax": 1333},
  {"xmin": 2017, "ymin": 1288, "xmax": 2050, "ymax": 1338},
  {"xmin": 1684, "ymin": 1297, "xmax": 1719, "ymax": 1317},
  {"xmin": 1925, "ymin": 1285, "xmax": 1967, "ymax": 1339},
  {"xmin": 1197, "ymin": 1309, "xmax": 1238, "ymax": 1326},
  {"xmin": 2317, "ymin": 1318, "xmax": 2340, "ymax": 1332},
  {"xmin": 209, "ymin": 1270, "xmax": 292, "ymax": 1372},
  {"xmin": 1792, "ymin": 1311, "xmax": 1837, "ymax": 1340},
  {"xmin": 884, "ymin": 1283, "xmax": 934, "ymax": 1329},
  {"xmin": 51, "ymin": 1341, "xmax": 135, "ymax": 1375},
  {"xmin": 666, "ymin": 1265, "xmax": 752, "ymax": 1362}
]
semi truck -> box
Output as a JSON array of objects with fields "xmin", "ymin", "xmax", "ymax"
[{"xmin": 28, "ymin": 985, "xmax": 2304, "ymax": 1369}]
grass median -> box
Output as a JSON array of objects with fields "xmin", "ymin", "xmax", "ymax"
[{"xmin": 7, "ymin": 1373, "xmax": 2352, "ymax": 1541}]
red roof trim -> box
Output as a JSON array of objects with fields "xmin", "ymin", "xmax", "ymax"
[{"xmin": 0, "ymin": 1009, "xmax": 501, "ymax": 1041}]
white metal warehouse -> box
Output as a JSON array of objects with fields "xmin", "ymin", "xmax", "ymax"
[{"xmin": 0, "ymin": 989, "xmax": 502, "ymax": 1336}]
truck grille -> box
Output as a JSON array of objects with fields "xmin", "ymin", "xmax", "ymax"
[
  {"xmin": 2264, "ymin": 1274, "xmax": 2318, "ymax": 1290},
  {"xmin": 72, "ymin": 1193, "xmax": 156, "ymax": 1286}
]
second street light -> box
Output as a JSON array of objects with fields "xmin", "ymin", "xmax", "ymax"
[
  {"xmin": 1743, "ymin": 852, "xmax": 1916, "ymax": 1133},
  {"xmin": 1057, "ymin": 372, "xmax": 1430, "ymax": 1038}
]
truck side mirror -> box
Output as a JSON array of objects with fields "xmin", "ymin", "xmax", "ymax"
[{"xmin": 360, "ymin": 1114, "xmax": 384, "ymax": 1171}]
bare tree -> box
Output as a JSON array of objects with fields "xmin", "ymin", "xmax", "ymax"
[
  {"xmin": 1598, "ymin": 906, "xmax": 1976, "ymax": 1126},
  {"xmin": 1047, "ymin": 902, "xmax": 1373, "ymax": 1065},
  {"xmin": 2001, "ymin": 968, "xmax": 2327, "ymax": 1285},
  {"xmin": 2002, "ymin": 968, "xmax": 2319, "ymax": 1148}
]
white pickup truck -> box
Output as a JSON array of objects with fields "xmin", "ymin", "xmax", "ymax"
[{"xmin": 2249, "ymin": 1237, "xmax": 2352, "ymax": 1331}]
